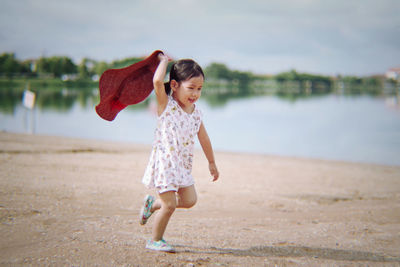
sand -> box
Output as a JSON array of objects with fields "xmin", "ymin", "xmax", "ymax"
[{"xmin": 0, "ymin": 132, "xmax": 399, "ymax": 266}]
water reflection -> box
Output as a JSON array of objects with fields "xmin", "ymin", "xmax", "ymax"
[
  {"xmin": 0, "ymin": 87, "xmax": 21, "ymax": 114},
  {"xmin": 0, "ymin": 82, "xmax": 399, "ymax": 113},
  {"xmin": 1, "ymin": 82, "xmax": 400, "ymax": 166},
  {"xmin": 0, "ymin": 85, "xmax": 152, "ymax": 113}
]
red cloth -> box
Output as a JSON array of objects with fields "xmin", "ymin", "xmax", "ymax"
[{"xmin": 95, "ymin": 50, "xmax": 162, "ymax": 121}]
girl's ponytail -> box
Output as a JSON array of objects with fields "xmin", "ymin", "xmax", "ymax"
[{"xmin": 164, "ymin": 82, "xmax": 171, "ymax": 95}]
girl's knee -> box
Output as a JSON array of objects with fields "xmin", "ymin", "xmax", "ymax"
[
  {"xmin": 162, "ymin": 201, "xmax": 176, "ymax": 215},
  {"xmin": 158, "ymin": 191, "xmax": 177, "ymax": 214}
]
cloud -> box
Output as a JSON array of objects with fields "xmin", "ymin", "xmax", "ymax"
[{"xmin": 0, "ymin": 0, "xmax": 399, "ymax": 75}]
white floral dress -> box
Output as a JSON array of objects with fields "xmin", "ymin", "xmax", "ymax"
[{"xmin": 142, "ymin": 96, "xmax": 203, "ymax": 193}]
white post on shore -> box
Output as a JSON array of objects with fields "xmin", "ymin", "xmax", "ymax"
[{"xmin": 22, "ymin": 84, "xmax": 36, "ymax": 134}]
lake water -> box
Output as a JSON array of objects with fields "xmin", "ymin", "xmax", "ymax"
[{"xmin": 1, "ymin": 87, "xmax": 400, "ymax": 166}]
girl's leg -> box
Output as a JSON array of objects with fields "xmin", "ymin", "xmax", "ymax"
[
  {"xmin": 150, "ymin": 185, "xmax": 197, "ymax": 212},
  {"xmin": 152, "ymin": 191, "xmax": 176, "ymax": 241},
  {"xmin": 150, "ymin": 185, "xmax": 196, "ymax": 241},
  {"xmin": 150, "ymin": 198, "xmax": 162, "ymax": 212},
  {"xmin": 176, "ymin": 185, "xmax": 197, "ymax": 208}
]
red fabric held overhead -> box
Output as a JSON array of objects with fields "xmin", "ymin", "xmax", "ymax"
[{"xmin": 95, "ymin": 50, "xmax": 162, "ymax": 121}]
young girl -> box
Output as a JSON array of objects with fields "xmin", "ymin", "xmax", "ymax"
[{"xmin": 139, "ymin": 52, "xmax": 219, "ymax": 252}]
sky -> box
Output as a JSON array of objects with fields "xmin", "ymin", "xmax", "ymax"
[{"xmin": 1, "ymin": 0, "xmax": 399, "ymax": 76}]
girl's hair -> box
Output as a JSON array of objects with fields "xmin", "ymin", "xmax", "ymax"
[{"xmin": 164, "ymin": 59, "xmax": 204, "ymax": 95}]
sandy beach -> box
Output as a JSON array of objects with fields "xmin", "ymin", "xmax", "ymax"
[{"xmin": 0, "ymin": 132, "xmax": 399, "ymax": 266}]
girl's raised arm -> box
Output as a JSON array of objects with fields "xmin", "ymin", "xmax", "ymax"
[{"xmin": 153, "ymin": 53, "xmax": 169, "ymax": 115}]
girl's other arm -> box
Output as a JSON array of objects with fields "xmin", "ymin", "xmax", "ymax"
[
  {"xmin": 198, "ymin": 122, "xmax": 219, "ymax": 181},
  {"xmin": 153, "ymin": 53, "xmax": 169, "ymax": 115}
]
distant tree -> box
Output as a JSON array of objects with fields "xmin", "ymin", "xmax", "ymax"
[
  {"xmin": 110, "ymin": 57, "xmax": 143, "ymax": 69},
  {"xmin": 37, "ymin": 56, "xmax": 77, "ymax": 78},
  {"xmin": 275, "ymin": 69, "xmax": 299, "ymax": 82},
  {"xmin": 205, "ymin": 63, "xmax": 232, "ymax": 80},
  {"xmin": 58, "ymin": 57, "xmax": 76, "ymax": 76},
  {"xmin": 97, "ymin": 56, "xmax": 173, "ymax": 76},
  {"xmin": 93, "ymin": 61, "xmax": 109, "ymax": 76},
  {"xmin": 275, "ymin": 69, "xmax": 332, "ymax": 86},
  {"xmin": 362, "ymin": 76, "xmax": 383, "ymax": 87},
  {"xmin": 0, "ymin": 53, "xmax": 20, "ymax": 78},
  {"xmin": 36, "ymin": 57, "xmax": 50, "ymax": 76},
  {"xmin": 231, "ymin": 70, "xmax": 253, "ymax": 87},
  {"xmin": 78, "ymin": 58, "xmax": 90, "ymax": 79},
  {"xmin": 341, "ymin": 76, "xmax": 362, "ymax": 85}
]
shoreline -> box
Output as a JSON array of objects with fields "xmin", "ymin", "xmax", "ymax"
[
  {"xmin": 2, "ymin": 130, "xmax": 399, "ymax": 168},
  {"xmin": 1, "ymin": 132, "xmax": 399, "ymax": 266}
]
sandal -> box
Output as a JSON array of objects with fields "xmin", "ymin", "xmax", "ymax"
[{"xmin": 139, "ymin": 195, "xmax": 155, "ymax": 225}]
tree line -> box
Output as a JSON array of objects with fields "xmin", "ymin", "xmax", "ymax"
[
  {"xmin": 0, "ymin": 52, "xmax": 145, "ymax": 80},
  {"xmin": 0, "ymin": 52, "xmax": 395, "ymax": 94}
]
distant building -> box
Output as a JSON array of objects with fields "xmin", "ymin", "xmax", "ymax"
[{"xmin": 386, "ymin": 67, "xmax": 400, "ymax": 80}]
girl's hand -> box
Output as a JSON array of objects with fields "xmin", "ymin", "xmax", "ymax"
[
  {"xmin": 209, "ymin": 162, "xmax": 219, "ymax": 181},
  {"xmin": 158, "ymin": 52, "xmax": 170, "ymax": 62}
]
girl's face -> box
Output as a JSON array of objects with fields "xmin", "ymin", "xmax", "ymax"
[{"xmin": 171, "ymin": 75, "xmax": 203, "ymax": 110}]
